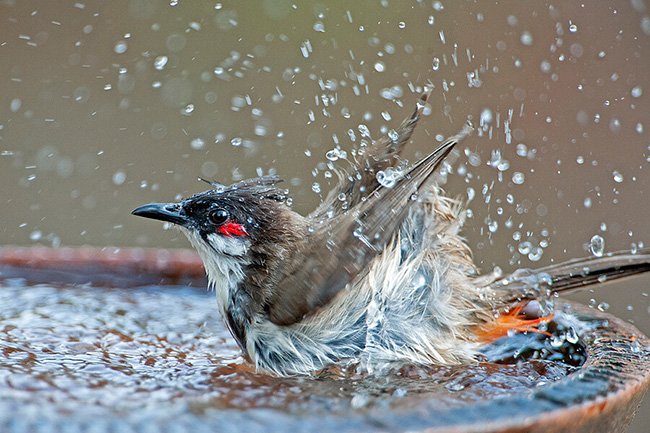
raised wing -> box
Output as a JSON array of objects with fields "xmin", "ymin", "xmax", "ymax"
[
  {"xmin": 267, "ymin": 127, "xmax": 471, "ymax": 326},
  {"xmin": 310, "ymin": 89, "xmax": 433, "ymax": 222}
]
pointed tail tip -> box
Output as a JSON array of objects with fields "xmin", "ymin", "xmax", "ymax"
[
  {"xmin": 420, "ymin": 87, "xmax": 434, "ymax": 104},
  {"xmin": 457, "ymin": 121, "xmax": 474, "ymax": 141}
]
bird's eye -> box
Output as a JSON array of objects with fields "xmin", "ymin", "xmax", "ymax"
[{"xmin": 210, "ymin": 209, "xmax": 229, "ymax": 225}]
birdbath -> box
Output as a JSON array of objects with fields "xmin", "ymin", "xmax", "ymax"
[{"xmin": 0, "ymin": 246, "xmax": 648, "ymax": 433}]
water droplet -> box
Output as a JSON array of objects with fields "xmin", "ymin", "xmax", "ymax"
[
  {"xmin": 520, "ymin": 31, "xmax": 533, "ymax": 46},
  {"xmin": 182, "ymin": 104, "xmax": 195, "ymax": 115},
  {"xmin": 398, "ymin": 21, "xmax": 406, "ymax": 29},
  {"xmin": 612, "ymin": 171, "xmax": 623, "ymax": 183},
  {"xmin": 190, "ymin": 138, "xmax": 205, "ymax": 150},
  {"xmin": 311, "ymin": 182, "xmax": 321, "ymax": 194},
  {"xmin": 516, "ymin": 143, "xmax": 527, "ymax": 157},
  {"xmin": 518, "ymin": 241, "xmax": 532, "ymax": 255},
  {"xmin": 30, "ymin": 230, "xmax": 42, "ymax": 241},
  {"xmin": 313, "ymin": 21, "xmax": 325, "ymax": 32},
  {"xmin": 432, "ymin": 57, "xmax": 440, "ymax": 71},
  {"xmin": 154, "ymin": 56, "xmax": 168, "ymax": 71},
  {"xmin": 566, "ymin": 327, "xmax": 579, "ymax": 344},
  {"xmin": 568, "ymin": 22, "xmax": 578, "ymax": 33},
  {"xmin": 114, "ymin": 41, "xmax": 128, "ymax": 54},
  {"xmin": 540, "ymin": 60, "xmax": 551, "ymax": 73},
  {"xmin": 487, "ymin": 220, "xmax": 498, "ymax": 233},
  {"xmin": 528, "ymin": 247, "xmax": 543, "ymax": 262},
  {"xmin": 376, "ymin": 167, "xmax": 401, "ymax": 188},
  {"xmin": 231, "ymin": 137, "xmax": 242, "ymax": 147},
  {"xmin": 10, "ymin": 98, "xmax": 21, "ymax": 112},
  {"xmin": 112, "ymin": 171, "xmax": 126, "ymax": 185},
  {"xmin": 550, "ymin": 333, "xmax": 565, "ymax": 348},
  {"xmin": 480, "ymin": 108, "xmax": 493, "ymax": 124},
  {"xmin": 374, "ymin": 61, "xmax": 385, "ymax": 72},
  {"xmin": 597, "ymin": 302, "xmax": 609, "ymax": 312},
  {"xmin": 631, "ymin": 86, "xmax": 643, "ymax": 98},
  {"xmin": 590, "ymin": 235, "xmax": 605, "ymax": 257},
  {"xmin": 512, "ymin": 172, "xmax": 525, "ymax": 185},
  {"xmin": 445, "ymin": 382, "xmax": 465, "ymax": 392},
  {"xmin": 325, "ymin": 148, "xmax": 347, "ymax": 161}
]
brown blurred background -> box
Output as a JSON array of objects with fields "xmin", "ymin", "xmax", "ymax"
[{"xmin": 1, "ymin": 1, "xmax": 650, "ymax": 430}]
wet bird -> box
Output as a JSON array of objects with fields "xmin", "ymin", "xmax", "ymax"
[{"xmin": 133, "ymin": 90, "xmax": 650, "ymax": 376}]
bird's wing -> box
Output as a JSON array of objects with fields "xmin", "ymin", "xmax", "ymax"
[
  {"xmin": 483, "ymin": 250, "xmax": 650, "ymax": 307},
  {"xmin": 267, "ymin": 128, "xmax": 471, "ymax": 326},
  {"xmin": 309, "ymin": 89, "xmax": 433, "ymax": 222}
]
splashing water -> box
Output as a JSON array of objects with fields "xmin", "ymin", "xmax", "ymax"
[{"xmin": 590, "ymin": 235, "xmax": 605, "ymax": 257}]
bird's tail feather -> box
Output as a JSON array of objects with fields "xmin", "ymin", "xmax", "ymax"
[{"xmin": 483, "ymin": 249, "xmax": 650, "ymax": 306}]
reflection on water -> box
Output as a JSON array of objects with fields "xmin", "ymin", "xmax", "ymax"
[{"xmin": 0, "ymin": 281, "xmax": 600, "ymax": 431}]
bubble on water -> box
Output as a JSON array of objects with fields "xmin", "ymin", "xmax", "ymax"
[
  {"xmin": 631, "ymin": 86, "xmax": 643, "ymax": 98},
  {"xmin": 112, "ymin": 171, "xmax": 126, "ymax": 185},
  {"xmin": 190, "ymin": 138, "xmax": 205, "ymax": 150},
  {"xmin": 154, "ymin": 56, "xmax": 168, "ymax": 71},
  {"xmin": 313, "ymin": 21, "xmax": 325, "ymax": 32},
  {"xmin": 311, "ymin": 182, "xmax": 321, "ymax": 194},
  {"xmin": 114, "ymin": 41, "xmax": 128, "ymax": 54},
  {"xmin": 512, "ymin": 172, "xmax": 525, "ymax": 185},
  {"xmin": 568, "ymin": 22, "xmax": 577, "ymax": 33},
  {"xmin": 590, "ymin": 235, "xmax": 605, "ymax": 257},
  {"xmin": 231, "ymin": 137, "xmax": 242, "ymax": 147},
  {"xmin": 520, "ymin": 31, "xmax": 533, "ymax": 46}
]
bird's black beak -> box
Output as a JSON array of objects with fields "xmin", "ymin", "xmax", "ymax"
[{"xmin": 131, "ymin": 203, "xmax": 189, "ymax": 227}]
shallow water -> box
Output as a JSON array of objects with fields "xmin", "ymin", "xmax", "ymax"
[{"xmin": 0, "ymin": 280, "xmax": 606, "ymax": 431}]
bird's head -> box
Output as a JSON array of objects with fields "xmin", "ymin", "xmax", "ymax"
[{"xmin": 132, "ymin": 176, "xmax": 305, "ymax": 284}]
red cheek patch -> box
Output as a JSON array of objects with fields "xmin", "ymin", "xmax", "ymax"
[{"xmin": 218, "ymin": 221, "xmax": 248, "ymax": 237}]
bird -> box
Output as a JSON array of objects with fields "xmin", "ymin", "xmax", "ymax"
[{"xmin": 132, "ymin": 90, "xmax": 650, "ymax": 377}]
